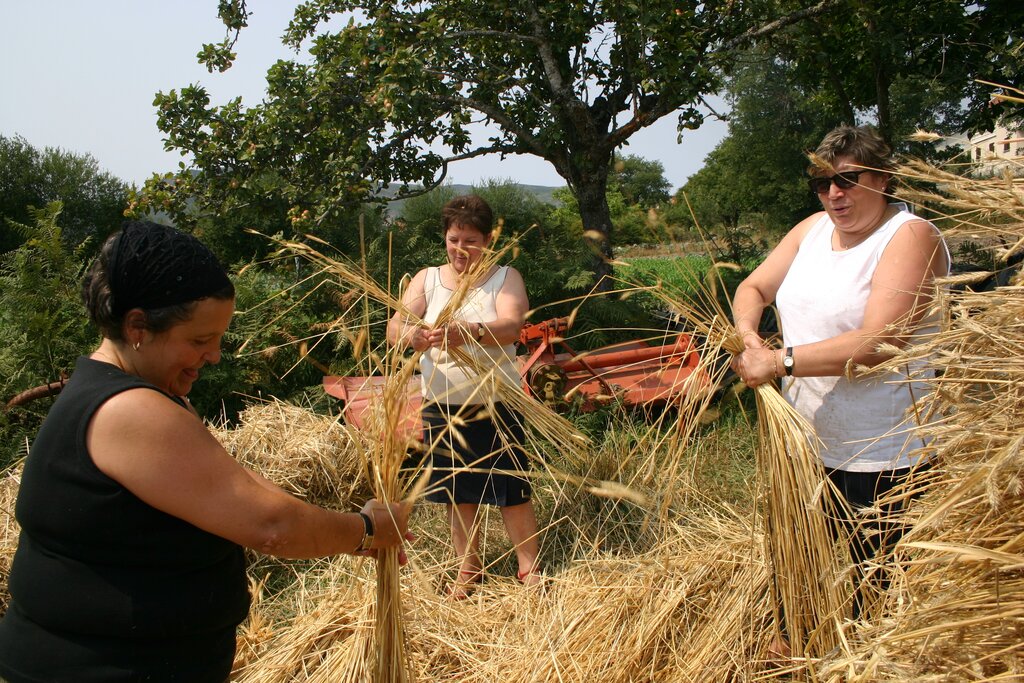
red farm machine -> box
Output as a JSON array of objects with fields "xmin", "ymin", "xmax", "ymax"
[{"xmin": 323, "ymin": 317, "xmax": 710, "ymax": 438}]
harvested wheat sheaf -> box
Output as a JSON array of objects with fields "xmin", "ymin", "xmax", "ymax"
[{"xmin": 213, "ymin": 401, "xmax": 370, "ymax": 508}]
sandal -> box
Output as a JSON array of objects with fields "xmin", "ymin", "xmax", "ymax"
[
  {"xmin": 516, "ymin": 565, "xmax": 544, "ymax": 587},
  {"xmin": 448, "ymin": 570, "xmax": 482, "ymax": 600}
]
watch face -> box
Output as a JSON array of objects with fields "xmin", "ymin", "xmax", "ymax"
[{"xmin": 783, "ymin": 356, "xmax": 794, "ymax": 367}]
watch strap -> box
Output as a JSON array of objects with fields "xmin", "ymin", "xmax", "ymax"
[{"xmin": 357, "ymin": 512, "xmax": 375, "ymax": 552}]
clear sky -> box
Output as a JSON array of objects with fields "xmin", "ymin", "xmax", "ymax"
[{"xmin": 1, "ymin": 0, "xmax": 728, "ymax": 191}]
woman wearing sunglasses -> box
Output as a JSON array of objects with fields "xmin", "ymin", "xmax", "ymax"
[{"xmin": 730, "ymin": 125, "xmax": 949, "ymax": 648}]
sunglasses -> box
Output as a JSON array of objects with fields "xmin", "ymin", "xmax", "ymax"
[{"xmin": 807, "ymin": 170, "xmax": 868, "ymax": 194}]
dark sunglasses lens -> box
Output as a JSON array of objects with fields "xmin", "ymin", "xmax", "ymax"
[
  {"xmin": 809, "ymin": 178, "xmax": 831, "ymax": 194},
  {"xmin": 809, "ymin": 171, "xmax": 862, "ymax": 194},
  {"xmin": 833, "ymin": 172, "xmax": 861, "ymax": 189}
]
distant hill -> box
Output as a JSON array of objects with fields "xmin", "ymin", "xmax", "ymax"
[
  {"xmin": 150, "ymin": 173, "xmax": 564, "ymax": 219},
  {"xmin": 384, "ymin": 182, "xmax": 564, "ymax": 217}
]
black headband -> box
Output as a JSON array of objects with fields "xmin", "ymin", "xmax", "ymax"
[{"xmin": 109, "ymin": 222, "xmax": 232, "ymax": 316}]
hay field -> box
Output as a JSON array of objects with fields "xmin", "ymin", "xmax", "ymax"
[
  {"xmin": 224, "ymin": 159, "xmax": 1022, "ymax": 682},
  {"xmin": 0, "ymin": 159, "xmax": 1020, "ymax": 681}
]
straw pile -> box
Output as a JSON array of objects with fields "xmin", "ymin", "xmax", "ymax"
[
  {"xmin": 0, "ymin": 465, "xmax": 21, "ymax": 612},
  {"xmin": 214, "ymin": 400, "xmax": 370, "ymax": 508},
  {"xmin": 231, "ymin": 504, "xmax": 779, "ymax": 683}
]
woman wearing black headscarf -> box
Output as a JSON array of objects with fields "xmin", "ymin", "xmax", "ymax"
[{"xmin": 0, "ymin": 221, "xmax": 410, "ymax": 683}]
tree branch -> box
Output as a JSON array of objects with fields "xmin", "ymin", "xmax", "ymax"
[
  {"xmin": 525, "ymin": 1, "xmax": 598, "ymax": 144},
  {"xmin": 443, "ymin": 29, "xmax": 539, "ymax": 44},
  {"xmin": 428, "ymin": 93, "xmax": 549, "ymax": 159},
  {"xmin": 6, "ymin": 378, "xmax": 66, "ymax": 409},
  {"xmin": 719, "ymin": 0, "xmax": 844, "ymax": 52},
  {"xmin": 447, "ymin": 144, "xmax": 517, "ymax": 163},
  {"xmin": 698, "ymin": 95, "xmax": 729, "ymax": 122}
]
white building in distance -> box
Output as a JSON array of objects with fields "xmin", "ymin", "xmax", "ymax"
[{"xmin": 968, "ymin": 124, "xmax": 1023, "ymax": 175}]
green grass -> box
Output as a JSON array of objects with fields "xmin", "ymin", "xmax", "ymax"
[{"xmin": 621, "ymin": 254, "xmax": 712, "ymax": 295}]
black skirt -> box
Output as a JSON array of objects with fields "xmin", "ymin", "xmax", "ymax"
[{"xmin": 421, "ymin": 402, "xmax": 532, "ymax": 507}]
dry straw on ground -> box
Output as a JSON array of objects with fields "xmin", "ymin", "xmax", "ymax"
[
  {"xmin": 0, "ymin": 465, "xmax": 21, "ymax": 612},
  {"xmin": 234, "ymin": 510, "xmax": 778, "ymax": 683},
  {"xmin": 227, "ymin": 155, "xmax": 1023, "ymax": 681}
]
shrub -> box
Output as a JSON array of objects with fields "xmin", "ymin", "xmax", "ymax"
[{"xmin": 0, "ymin": 204, "xmax": 98, "ymax": 468}]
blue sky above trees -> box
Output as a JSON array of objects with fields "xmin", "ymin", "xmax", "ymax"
[{"xmin": 0, "ymin": 0, "xmax": 726, "ymax": 190}]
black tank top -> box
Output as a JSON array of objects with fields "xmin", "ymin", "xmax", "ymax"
[{"xmin": 0, "ymin": 357, "xmax": 250, "ymax": 682}]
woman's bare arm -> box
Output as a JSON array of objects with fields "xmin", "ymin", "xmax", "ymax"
[
  {"xmin": 387, "ymin": 268, "xmax": 430, "ymax": 351},
  {"xmin": 732, "ymin": 217, "xmax": 947, "ymax": 386},
  {"xmin": 88, "ymin": 390, "xmax": 409, "ymax": 559}
]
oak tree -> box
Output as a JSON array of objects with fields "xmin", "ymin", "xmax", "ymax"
[{"xmin": 145, "ymin": 0, "xmax": 839, "ymax": 285}]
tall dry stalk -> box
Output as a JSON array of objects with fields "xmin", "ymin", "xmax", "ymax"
[{"xmin": 647, "ymin": 255, "xmax": 853, "ymax": 665}]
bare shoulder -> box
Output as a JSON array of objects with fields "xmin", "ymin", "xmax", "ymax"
[
  {"xmin": 399, "ymin": 267, "xmax": 431, "ymax": 305},
  {"xmin": 502, "ymin": 265, "xmax": 525, "ymax": 286},
  {"xmin": 406, "ymin": 267, "xmax": 430, "ymax": 291},
  {"xmin": 89, "ymin": 388, "xmax": 217, "ymax": 471},
  {"xmin": 94, "ymin": 386, "xmax": 199, "ymax": 430},
  {"xmin": 498, "ymin": 266, "xmax": 527, "ymax": 297},
  {"xmin": 87, "ymin": 385, "xmax": 258, "ymax": 519},
  {"xmin": 875, "ymin": 216, "xmax": 949, "ymax": 285},
  {"xmin": 887, "ymin": 217, "xmax": 947, "ymax": 261},
  {"xmin": 495, "ymin": 266, "xmax": 529, "ymax": 314},
  {"xmin": 894, "ymin": 216, "xmax": 942, "ymax": 243}
]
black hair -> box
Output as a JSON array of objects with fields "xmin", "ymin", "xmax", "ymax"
[{"xmin": 81, "ymin": 224, "xmax": 235, "ymax": 341}]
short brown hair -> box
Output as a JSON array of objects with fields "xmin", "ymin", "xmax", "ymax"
[
  {"xmin": 810, "ymin": 124, "xmax": 896, "ymax": 175},
  {"xmin": 441, "ymin": 195, "xmax": 494, "ymax": 236}
]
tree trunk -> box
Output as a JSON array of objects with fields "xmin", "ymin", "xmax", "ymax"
[
  {"xmin": 574, "ymin": 175, "xmax": 615, "ymax": 292},
  {"xmin": 874, "ymin": 65, "xmax": 892, "ymax": 145}
]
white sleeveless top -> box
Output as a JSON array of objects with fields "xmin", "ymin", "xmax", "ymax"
[
  {"xmin": 420, "ymin": 265, "xmax": 522, "ymax": 405},
  {"xmin": 775, "ymin": 206, "xmax": 948, "ymax": 472}
]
